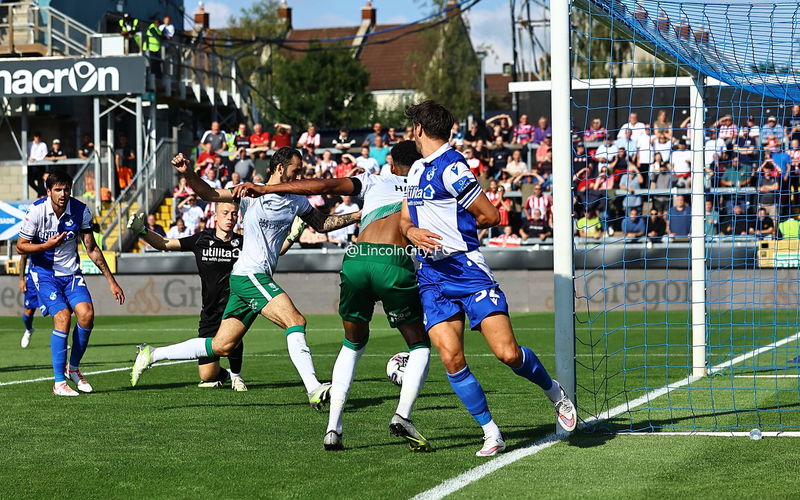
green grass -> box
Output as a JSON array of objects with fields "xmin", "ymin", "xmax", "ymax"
[{"xmin": 0, "ymin": 312, "xmax": 798, "ymax": 499}]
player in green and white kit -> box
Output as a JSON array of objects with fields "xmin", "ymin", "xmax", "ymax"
[
  {"xmin": 131, "ymin": 148, "xmax": 361, "ymax": 409},
  {"xmin": 234, "ymin": 141, "xmax": 431, "ymax": 450}
]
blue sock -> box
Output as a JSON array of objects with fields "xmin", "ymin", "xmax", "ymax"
[
  {"xmin": 512, "ymin": 345, "xmax": 554, "ymax": 391},
  {"xmin": 22, "ymin": 313, "xmax": 33, "ymax": 331},
  {"xmin": 51, "ymin": 330, "xmax": 68, "ymax": 382},
  {"xmin": 446, "ymin": 365, "xmax": 493, "ymax": 426},
  {"xmin": 68, "ymin": 324, "xmax": 93, "ymax": 370}
]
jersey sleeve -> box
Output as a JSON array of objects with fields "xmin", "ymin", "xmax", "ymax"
[
  {"xmin": 79, "ymin": 205, "xmax": 93, "ymax": 233},
  {"xmin": 295, "ymin": 195, "xmax": 313, "ymax": 217},
  {"xmin": 178, "ymin": 232, "xmax": 201, "ymax": 251},
  {"xmin": 351, "ymin": 172, "xmax": 376, "ymax": 197},
  {"xmin": 18, "ymin": 206, "xmax": 39, "ymax": 241},
  {"xmin": 442, "ymin": 161, "xmax": 482, "ymax": 208}
]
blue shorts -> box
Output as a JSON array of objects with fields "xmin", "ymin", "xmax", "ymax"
[
  {"xmin": 23, "ymin": 275, "xmax": 40, "ymax": 309},
  {"xmin": 33, "ymin": 274, "xmax": 92, "ymax": 316},
  {"xmin": 417, "ymin": 252, "xmax": 509, "ymax": 331}
]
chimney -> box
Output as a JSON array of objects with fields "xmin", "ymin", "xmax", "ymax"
[
  {"xmin": 361, "ymin": 1, "xmax": 376, "ymax": 27},
  {"xmin": 446, "ymin": 0, "xmax": 461, "ymax": 18},
  {"xmin": 194, "ymin": 2, "xmax": 209, "ymax": 30},
  {"xmin": 278, "ymin": 1, "xmax": 292, "ymax": 30}
]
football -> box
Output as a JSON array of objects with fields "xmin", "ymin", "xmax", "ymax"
[{"xmin": 386, "ymin": 352, "xmax": 410, "ymax": 386}]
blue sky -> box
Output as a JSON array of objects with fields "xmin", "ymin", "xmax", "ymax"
[{"xmin": 195, "ymin": 0, "xmax": 512, "ymax": 72}]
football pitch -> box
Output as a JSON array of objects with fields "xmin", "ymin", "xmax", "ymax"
[{"xmin": 1, "ymin": 312, "xmax": 798, "ymax": 499}]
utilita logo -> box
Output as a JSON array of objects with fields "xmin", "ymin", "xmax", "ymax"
[{"xmin": 0, "ymin": 61, "xmax": 119, "ymax": 95}]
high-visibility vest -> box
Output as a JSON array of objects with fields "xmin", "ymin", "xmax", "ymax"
[
  {"xmin": 142, "ymin": 23, "xmax": 162, "ymax": 52},
  {"xmin": 118, "ymin": 17, "xmax": 138, "ymax": 33}
]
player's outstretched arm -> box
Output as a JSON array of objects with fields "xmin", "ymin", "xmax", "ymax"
[
  {"xmin": 233, "ymin": 178, "xmax": 356, "ymax": 199},
  {"xmin": 400, "ymin": 199, "xmax": 442, "ymax": 252},
  {"xmin": 127, "ymin": 213, "xmax": 182, "ymax": 251},
  {"xmin": 81, "ymin": 231, "xmax": 125, "ymax": 305},
  {"xmin": 171, "ymin": 153, "xmax": 233, "ymax": 202},
  {"xmin": 300, "ymin": 208, "xmax": 361, "ymax": 234}
]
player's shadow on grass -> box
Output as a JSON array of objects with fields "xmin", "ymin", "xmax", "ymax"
[
  {"xmin": 159, "ymin": 402, "xmax": 311, "ymax": 410},
  {"xmin": 104, "ymin": 382, "xmax": 197, "ymax": 392},
  {"xmin": 0, "ymin": 361, "xmax": 106, "ymax": 373},
  {"xmin": 430, "ymin": 424, "xmax": 556, "ymax": 453}
]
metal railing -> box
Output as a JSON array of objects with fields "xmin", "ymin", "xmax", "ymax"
[
  {"xmin": 0, "ymin": 2, "xmax": 97, "ymax": 56},
  {"xmin": 99, "ymin": 138, "xmax": 177, "ymax": 251}
]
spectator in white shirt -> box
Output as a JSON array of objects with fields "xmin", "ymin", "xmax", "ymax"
[
  {"xmin": 159, "ymin": 16, "xmax": 175, "ymax": 40},
  {"xmin": 704, "ymin": 130, "xmax": 726, "ymax": 168},
  {"xmin": 380, "ymin": 154, "xmax": 394, "ymax": 176},
  {"xmin": 671, "ymin": 140, "xmax": 693, "ymax": 187},
  {"xmin": 178, "ymin": 196, "xmax": 205, "ymax": 232},
  {"xmin": 355, "ymin": 146, "xmax": 380, "ymax": 174},
  {"xmin": 224, "ymin": 171, "xmax": 242, "ymax": 189},
  {"xmin": 593, "ymin": 136, "xmax": 616, "ymax": 168},
  {"xmin": 715, "ymin": 115, "xmax": 738, "ymax": 144},
  {"xmin": 328, "ymin": 196, "xmax": 360, "ymax": 246},
  {"xmin": 747, "ymin": 116, "xmax": 761, "ymax": 145},
  {"xmin": 297, "ymin": 125, "xmax": 321, "ymax": 149},
  {"xmin": 202, "ymin": 167, "xmax": 222, "ymax": 189},
  {"xmin": 617, "ymin": 112, "xmax": 646, "ymax": 141},
  {"xmin": 653, "ymin": 134, "xmax": 673, "ymax": 163},
  {"xmin": 166, "ymin": 217, "xmax": 193, "ymax": 238},
  {"xmin": 635, "ymin": 125, "xmax": 654, "ymax": 172},
  {"xmin": 28, "ymin": 132, "xmax": 48, "ymax": 162}
]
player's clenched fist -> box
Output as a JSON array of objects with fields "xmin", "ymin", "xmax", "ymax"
[{"xmin": 171, "ymin": 153, "xmax": 191, "ymax": 174}]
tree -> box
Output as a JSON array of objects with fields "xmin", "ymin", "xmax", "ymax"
[
  {"xmin": 271, "ymin": 46, "xmax": 375, "ymax": 129},
  {"xmin": 408, "ymin": 2, "xmax": 480, "ymax": 119}
]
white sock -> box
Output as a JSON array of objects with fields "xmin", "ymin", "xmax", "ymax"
[
  {"xmin": 481, "ymin": 419, "xmax": 502, "ymax": 439},
  {"xmin": 286, "ymin": 330, "xmax": 321, "ymax": 393},
  {"xmin": 326, "ymin": 345, "xmax": 365, "ymax": 434},
  {"xmin": 544, "ymin": 379, "xmax": 563, "ymax": 403},
  {"xmin": 395, "ymin": 347, "xmax": 429, "ymax": 420},
  {"xmin": 151, "ymin": 338, "xmax": 209, "ymax": 363}
]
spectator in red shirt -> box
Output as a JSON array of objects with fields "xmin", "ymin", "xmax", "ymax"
[
  {"xmin": 271, "ymin": 123, "xmax": 292, "ymax": 149},
  {"xmin": 464, "ymin": 147, "xmax": 484, "ymax": 177},
  {"xmin": 194, "ymin": 142, "xmax": 217, "ymax": 175},
  {"xmin": 249, "ymin": 123, "xmax": 270, "ymax": 150},
  {"xmin": 335, "ymin": 153, "xmax": 358, "ymax": 178},
  {"xmin": 524, "ymin": 184, "xmax": 553, "ymax": 224}
]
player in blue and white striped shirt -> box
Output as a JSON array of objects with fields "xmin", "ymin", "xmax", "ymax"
[
  {"xmin": 400, "ymin": 101, "xmax": 577, "ymax": 457},
  {"xmin": 17, "ymin": 170, "xmax": 125, "ymax": 396}
]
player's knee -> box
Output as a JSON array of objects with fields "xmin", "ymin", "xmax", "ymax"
[
  {"xmin": 212, "ymin": 339, "xmax": 235, "ymax": 357},
  {"xmin": 496, "ymin": 346, "xmax": 522, "ymax": 367},
  {"xmin": 440, "ymin": 350, "xmax": 466, "ymax": 373}
]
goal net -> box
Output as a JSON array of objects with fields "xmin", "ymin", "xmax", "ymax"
[{"xmin": 560, "ymin": 0, "xmax": 800, "ymax": 432}]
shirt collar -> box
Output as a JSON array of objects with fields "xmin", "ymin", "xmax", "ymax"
[
  {"xmin": 422, "ymin": 142, "xmax": 451, "ymax": 164},
  {"xmin": 45, "ymin": 197, "xmax": 72, "ymax": 219}
]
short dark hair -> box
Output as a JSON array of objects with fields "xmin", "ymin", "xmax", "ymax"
[
  {"xmin": 404, "ymin": 100, "xmax": 455, "ymax": 141},
  {"xmin": 46, "ymin": 169, "xmax": 73, "ymax": 189},
  {"xmin": 390, "ymin": 140, "xmax": 422, "ymax": 169},
  {"xmin": 270, "ymin": 146, "xmax": 301, "ymax": 172}
]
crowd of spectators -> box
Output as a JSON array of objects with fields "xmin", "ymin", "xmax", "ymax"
[{"xmin": 154, "ymin": 107, "xmax": 800, "ymax": 248}]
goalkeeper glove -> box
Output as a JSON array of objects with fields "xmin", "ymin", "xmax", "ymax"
[
  {"xmin": 127, "ymin": 213, "xmax": 148, "ymax": 236},
  {"xmin": 286, "ymin": 217, "xmax": 307, "ymax": 244}
]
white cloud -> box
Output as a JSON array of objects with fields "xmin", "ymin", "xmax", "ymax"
[
  {"xmin": 465, "ymin": 6, "xmax": 513, "ymax": 73},
  {"xmin": 201, "ymin": 1, "xmax": 235, "ymax": 29}
]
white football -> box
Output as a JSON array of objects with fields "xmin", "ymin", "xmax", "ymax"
[{"xmin": 386, "ymin": 352, "xmax": 410, "ymax": 386}]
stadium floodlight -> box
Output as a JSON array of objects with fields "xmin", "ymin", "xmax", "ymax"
[{"xmin": 547, "ymin": 0, "xmax": 800, "ymax": 434}]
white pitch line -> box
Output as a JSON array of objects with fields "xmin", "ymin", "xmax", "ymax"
[
  {"xmin": 619, "ymin": 431, "xmax": 800, "ymax": 438},
  {"xmin": 732, "ymin": 374, "xmax": 800, "ymax": 379},
  {"xmin": 0, "ymin": 360, "xmax": 193, "ymax": 386},
  {"xmin": 412, "ymin": 331, "xmax": 800, "ymax": 500}
]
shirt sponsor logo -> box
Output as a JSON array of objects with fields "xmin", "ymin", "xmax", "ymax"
[
  {"xmin": 201, "ymin": 247, "xmax": 240, "ymax": 262},
  {"xmin": 453, "ymin": 176, "xmax": 472, "ymax": 193}
]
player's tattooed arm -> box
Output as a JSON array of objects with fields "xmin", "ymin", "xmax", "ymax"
[
  {"xmin": 171, "ymin": 153, "xmax": 233, "ymax": 202},
  {"xmin": 82, "ymin": 231, "xmax": 125, "ymax": 305},
  {"xmin": 301, "ymin": 209, "xmax": 361, "ymax": 234}
]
